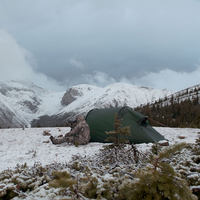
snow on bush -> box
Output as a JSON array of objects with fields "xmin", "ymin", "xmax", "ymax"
[{"xmin": 0, "ymin": 141, "xmax": 199, "ymax": 200}]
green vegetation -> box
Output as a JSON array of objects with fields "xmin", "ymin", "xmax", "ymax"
[
  {"xmin": 105, "ymin": 113, "xmax": 130, "ymax": 148},
  {"xmin": 99, "ymin": 113, "xmax": 141, "ymax": 165}
]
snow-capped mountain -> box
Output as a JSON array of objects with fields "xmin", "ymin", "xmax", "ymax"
[
  {"xmin": 58, "ymin": 82, "xmax": 172, "ymax": 115},
  {"xmin": 0, "ymin": 80, "xmax": 173, "ymax": 128},
  {"xmin": 32, "ymin": 82, "xmax": 173, "ymax": 127},
  {"xmin": 0, "ymin": 80, "xmax": 64, "ymax": 128}
]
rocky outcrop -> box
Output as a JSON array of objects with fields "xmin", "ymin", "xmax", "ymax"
[
  {"xmin": 61, "ymin": 88, "xmax": 82, "ymax": 106},
  {"xmin": 22, "ymin": 98, "xmax": 40, "ymax": 113}
]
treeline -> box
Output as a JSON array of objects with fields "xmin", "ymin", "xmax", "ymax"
[{"xmin": 135, "ymin": 90, "xmax": 200, "ymax": 128}]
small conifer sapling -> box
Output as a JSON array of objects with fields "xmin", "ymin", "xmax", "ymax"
[{"xmin": 105, "ymin": 113, "xmax": 130, "ymax": 149}]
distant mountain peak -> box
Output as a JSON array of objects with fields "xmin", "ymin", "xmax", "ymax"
[{"xmin": 0, "ymin": 80, "xmax": 174, "ymax": 128}]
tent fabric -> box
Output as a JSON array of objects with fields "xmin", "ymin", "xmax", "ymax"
[{"xmin": 85, "ymin": 106, "xmax": 165, "ymax": 144}]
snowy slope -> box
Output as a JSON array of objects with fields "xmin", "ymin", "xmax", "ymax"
[
  {"xmin": 0, "ymin": 93, "xmax": 29, "ymax": 128},
  {"xmin": 1, "ymin": 80, "xmax": 64, "ymax": 116},
  {"xmin": 58, "ymin": 82, "xmax": 172, "ymax": 116},
  {"xmin": 0, "ymin": 80, "xmax": 64, "ymax": 127},
  {"xmin": 147, "ymin": 84, "xmax": 200, "ymax": 107}
]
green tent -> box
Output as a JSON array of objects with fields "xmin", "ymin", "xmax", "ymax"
[{"xmin": 85, "ymin": 106, "xmax": 165, "ymax": 144}]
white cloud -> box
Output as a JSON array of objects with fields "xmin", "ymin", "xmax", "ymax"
[
  {"xmin": 133, "ymin": 67, "xmax": 200, "ymax": 92},
  {"xmin": 69, "ymin": 57, "xmax": 84, "ymax": 69},
  {"xmin": 81, "ymin": 68, "xmax": 200, "ymax": 92},
  {"xmin": 0, "ymin": 29, "xmax": 65, "ymax": 91},
  {"xmin": 82, "ymin": 71, "xmax": 116, "ymax": 87},
  {"xmin": 0, "ymin": 29, "xmax": 33, "ymax": 80}
]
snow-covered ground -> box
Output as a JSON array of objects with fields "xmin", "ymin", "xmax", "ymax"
[{"xmin": 0, "ymin": 127, "xmax": 199, "ymax": 173}]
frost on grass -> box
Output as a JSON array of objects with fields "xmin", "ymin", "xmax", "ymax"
[{"xmin": 0, "ymin": 140, "xmax": 200, "ymax": 200}]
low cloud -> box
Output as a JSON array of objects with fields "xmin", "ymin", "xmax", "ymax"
[
  {"xmin": 0, "ymin": 29, "xmax": 65, "ymax": 91},
  {"xmin": 133, "ymin": 67, "xmax": 200, "ymax": 92},
  {"xmin": 82, "ymin": 71, "xmax": 116, "ymax": 87},
  {"xmin": 69, "ymin": 57, "xmax": 84, "ymax": 69},
  {"xmin": 0, "ymin": 29, "xmax": 33, "ymax": 81},
  {"xmin": 81, "ymin": 68, "xmax": 200, "ymax": 92}
]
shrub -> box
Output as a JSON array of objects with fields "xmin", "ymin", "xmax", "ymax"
[{"xmin": 132, "ymin": 143, "xmax": 197, "ymax": 200}]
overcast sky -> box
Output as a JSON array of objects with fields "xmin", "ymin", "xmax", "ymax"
[{"xmin": 0, "ymin": 0, "xmax": 200, "ymax": 92}]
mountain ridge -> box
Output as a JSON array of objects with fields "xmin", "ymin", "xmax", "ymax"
[
  {"xmin": 135, "ymin": 84, "xmax": 200, "ymax": 127},
  {"xmin": 0, "ymin": 80, "xmax": 173, "ymax": 128}
]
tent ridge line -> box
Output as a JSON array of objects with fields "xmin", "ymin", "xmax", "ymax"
[{"xmin": 117, "ymin": 106, "xmax": 130, "ymax": 119}]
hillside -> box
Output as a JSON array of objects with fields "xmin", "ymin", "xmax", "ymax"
[
  {"xmin": 135, "ymin": 84, "xmax": 200, "ymax": 128},
  {"xmin": 0, "ymin": 80, "xmax": 64, "ymax": 128}
]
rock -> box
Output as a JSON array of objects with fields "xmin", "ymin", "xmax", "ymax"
[
  {"xmin": 58, "ymin": 134, "xmax": 64, "ymax": 138},
  {"xmin": 43, "ymin": 140, "xmax": 50, "ymax": 143},
  {"xmin": 178, "ymin": 136, "xmax": 186, "ymax": 139},
  {"xmin": 43, "ymin": 130, "xmax": 51, "ymax": 136},
  {"xmin": 61, "ymin": 88, "xmax": 82, "ymax": 106},
  {"xmin": 158, "ymin": 141, "xmax": 169, "ymax": 146}
]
